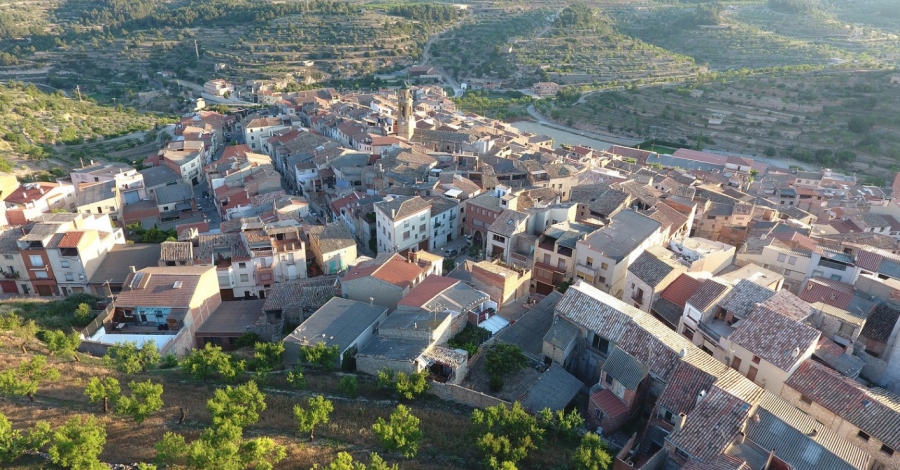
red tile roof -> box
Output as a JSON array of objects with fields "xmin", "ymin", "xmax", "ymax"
[
  {"xmin": 397, "ymin": 275, "xmax": 458, "ymax": 308},
  {"xmin": 657, "ymin": 359, "xmax": 717, "ymax": 416},
  {"xmin": 57, "ymin": 231, "xmax": 85, "ymax": 248},
  {"xmin": 855, "ymin": 250, "xmax": 883, "ymax": 272},
  {"xmin": 660, "ymin": 273, "xmax": 703, "ymax": 307},
  {"xmin": 342, "ymin": 254, "xmax": 426, "ymax": 289},
  {"xmin": 220, "ymin": 144, "xmax": 254, "ymax": 161},
  {"xmin": 590, "ymin": 388, "xmax": 629, "ymax": 418},
  {"xmin": 4, "ymin": 182, "xmax": 58, "ymax": 204},
  {"xmin": 799, "ymin": 277, "xmax": 855, "ymax": 309}
]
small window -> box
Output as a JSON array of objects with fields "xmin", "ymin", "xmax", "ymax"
[
  {"xmin": 60, "ymin": 260, "xmax": 70, "ymax": 268},
  {"xmin": 240, "ymin": 274, "xmax": 249, "ymax": 282},
  {"xmin": 604, "ymin": 374, "xmax": 613, "ymax": 385},
  {"xmin": 777, "ymin": 253, "xmax": 787, "ymax": 262},
  {"xmin": 752, "ymin": 355, "xmax": 760, "ymax": 364},
  {"xmin": 857, "ymin": 431, "xmax": 870, "ymax": 442},
  {"xmin": 403, "ymin": 231, "xmax": 410, "ymax": 240},
  {"xmin": 600, "ymin": 262, "xmax": 608, "ymax": 270},
  {"xmin": 586, "ymin": 257, "xmax": 593, "ymax": 267},
  {"xmin": 591, "ymin": 334, "xmax": 609, "ymax": 354},
  {"xmin": 238, "ymin": 262, "xmax": 246, "ymax": 269},
  {"xmin": 839, "ymin": 322, "xmax": 855, "ymax": 336},
  {"xmin": 788, "ymin": 256, "xmax": 797, "ymax": 265},
  {"xmin": 598, "ymin": 276, "xmax": 606, "ymax": 284},
  {"xmin": 881, "ymin": 445, "xmax": 894, "ymax": 456},
  {"xmin": 35, "ymin": 271, "xmax": 49, "ymax": 279},
  {"xmin": 594, "ymin": 409, "xmax": 604, "ymax": 422},
  {"xmin": 664, "ymin": 410, "xmax": 673, "ymax": 422},
  {"xmin": 800, "ymin": 395, "xmax": 813, "ymax": 406}
]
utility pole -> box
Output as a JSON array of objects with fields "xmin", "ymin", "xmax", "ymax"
[
  {"xmin": 194, "ymin": 40, "xmax": 200, "ymax": 61},
  {"xmin": 75, "ymin": 85, "xmax": 83, "ymax": 102}
]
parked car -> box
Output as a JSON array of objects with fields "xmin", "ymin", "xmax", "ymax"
[
  {"xmin": 465, "ymin": 235, "xmax": 473, "ymax": 242},
  {"xmin": 445, "ymin": 248, "xmax": 459, "ymax": 257}
]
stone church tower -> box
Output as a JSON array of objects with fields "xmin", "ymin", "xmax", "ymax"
[{"xmin": 396, "ymin": 85, "xmax": 415, "ymax": 141}]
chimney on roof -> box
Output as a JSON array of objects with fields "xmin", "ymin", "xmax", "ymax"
[
  {"xmin": 696, "ymin": 390, "xmax": 707, "ymax": 408},
  {"xmin": 674, "ymin": 413, "xmax": 687, "ymax": 433},
  {"xmin": 369, "ymin": 297, "xmax": 374, "ymax": 305},
  {"xmin": 130, "ymin": 266, "xmax": 136, "ymax": 273}
]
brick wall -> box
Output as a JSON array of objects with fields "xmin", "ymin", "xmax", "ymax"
[
  {"xmin": 429, "ymin": 381, "xmax": 510, "ymax": 409},
  {"xmin": 471, "ymin": 263, "xmax": 531, "ymax": 306}
]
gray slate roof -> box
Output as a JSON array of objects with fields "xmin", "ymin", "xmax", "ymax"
[
  {"xmin": 497, "ymin": 291, "xmax": 561, "ymax": 361},
  {"xmin": 718, "ymin": 279, "xmax": 775, "ymax": 319},
  {"xmin": 375, "ymin": 195, "xmax": 431, "ymax": 221},
  {"xmin": 87, "ymin": 244, "xmax": 163, "ymax": 286},
  {"xmin": 488, "ymin": 209, "xmax": 529, "ymax": 237},
  {"xmin": 520, "ymin": 365, "xmax": 584, "ymax": 413},
  {"xmin": 542, "ymin": 318, "xmax": 580, "ymax": 352},
  {"xmin": 602, "ymin": 346, "xmax": 649, "ymax": 390},
  {"xmin": 283, "ymin": 297, "xmax": 386, "ymax": 353},
  {"xmin": 744, "ymin": 393, "xmax": 870, "ymax": 470},
  {"xmin": 628, "ymin": 248, "xmax": 679, "ymax": 287},
  {"xmin": 582, "ymin": 210, "xmax": 661, "ymax": 262},
  {"xmin": 155, "ymin": 183, "xmax": 193, "ymax": 205},
  {"xmin": 139, "ymin": 165, "xmax": 180, "ymax": 188},
  {"xmin": 651, "ymin": 298, "xmax": 684, "ymax": 330},
  {"xmin": 309, "ymin": 223, "xmax": 356, "ymax": 255},
  {"xmin": 76, "ymin": 180, "xmax": 117, "ymax": 206}
]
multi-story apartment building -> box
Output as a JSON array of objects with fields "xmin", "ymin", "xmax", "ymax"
[
  {"xmin": 4, "ymin": 182, "xmax": 78, "ymax": 224},
  {"xmin": 531, "ymin": 221, "xmax": 595, "ymax": 295},
  {"xmin": 0, "ymin": 226, "xmax": 31, "ymax": 295},
  {"xmin": 244, "ymin": 116, "xmax": 290, "ymax": 153},
  {"xmin": 428, "ymin": 197, "xmax": 461, "ymax": 251},
  {"xmin": 15, "ymin": 213, "xmax": 124, "ymax": 296},
  {"xmin": 70, "ymin": 161, "xmax": 147, "ymax": 204},
  {"xmin": 574, "ymin": 210, "xmax": 663, "ymax": 297},
  {"xmin": 374, "ymin": 195, "xmax": 432, "ymax": 254}
]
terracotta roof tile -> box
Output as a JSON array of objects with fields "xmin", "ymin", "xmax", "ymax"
[
  {"xmin": 590, "ymin": 388, "xmax": 630, "ymax": 419},
  {"xmin": 57, "ymin": 231, "xmax": 85, "ymax": 248},
  {"xmin": 729, "ymin": 306, "xmax": 820, "ymax": 372},
  {"xmin": 687, "ymin": 279, "xmax": 731, "ymax": 312},
  {"xmin": 117, "ymin": 266, "xmax": 215, "ymax": 308},
  {"xmin": 667, "ymin": 386, "xmax": 753, "ymax": 462},
  {"xmin": 861, "ymin": 303, "xmax": 900, "ymax": 343},
  {"xmin": 799, "ymin": 277, "xmax": 855, "ymax": 309},
  {"xmin": 661, "ymin": 274, "xmax": 703, "ymax": 307},
  {"xmin": 397, "ymin": 275, "xmax": 458, "ymax": 308}
]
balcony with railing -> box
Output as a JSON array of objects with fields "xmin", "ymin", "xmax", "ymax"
[
  {"xmin": 818, "ymin": 259, "xmax": 848, "ymax": 271},
  {"xmin": 576, "ymin": 262, "xmax": 598, "ymax": 277},
  {"xmin": 2, "ymin": 271, "xmax": 19, "ymax": 279},
  {"xmin": 698, "ymin": 320, "xmax": 734, "ymax": 342},
  {"xmin": 534, "ymin": 261, "xmax": 566, "ymax": 285},
  {"xmin": 257, "ymin": 266, "xmax": 274, "ymax": 283}
]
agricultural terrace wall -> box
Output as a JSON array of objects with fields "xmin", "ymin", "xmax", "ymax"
[{"xmin": 429, "ymin": 381, "xmax": 510, "ymax": 409}]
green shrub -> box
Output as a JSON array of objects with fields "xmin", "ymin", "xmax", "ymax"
[{"xmin": 339, "ymin": 376, "xmax": 358, "ymax": 398}]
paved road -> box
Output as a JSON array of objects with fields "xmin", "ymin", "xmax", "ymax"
[{"xmin": 525, "ymin": 104, "xmax": 641, "ymax": 147}]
